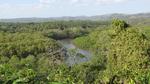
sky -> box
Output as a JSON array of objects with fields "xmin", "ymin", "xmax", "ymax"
[{"xmin": 0, "ymin": 0, "xmax": 150, "ymax": 18}]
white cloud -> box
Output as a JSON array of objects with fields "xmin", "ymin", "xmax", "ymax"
[
  {"xmin": 39, "ymin": 0, "xmax": 55, "ymax": 4},
  {"xmin": 0, "ymin": 0, "xmax": 149, "ymax": 19},
  {"xmin": 71, "ymin": 0, "xmax": 80, "ymax": 3},
  {"xmin": 0, "ymin": 3, "xmax": 51, "ymax": 18},
  {"xmin": 39, "ymin": 0, "xmax": 127, "ymax": 5},
  {"xmin": 94, "ymin": 0, "xmax": 127, "ymax": 3}
]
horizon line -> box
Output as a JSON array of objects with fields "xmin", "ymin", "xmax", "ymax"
[{"xmin": 0, "ymin": 12, "xmax": 149, "ymax": 19}]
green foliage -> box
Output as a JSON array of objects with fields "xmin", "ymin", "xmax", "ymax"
[
  {"xmin": 46, "ymin": 27, "xmax": 88, "ymax": 40},
  {"xmin": 0, "ymin": 32, "xmax": 62, "ymax": 58},
  {"xmin": 112, "ymin": 19, "xmax": 129, "ymax": 31},
  {"xmin": 105, "ymin": 28, "xmax": 150, "ymax": 83},
  {"xmin": 74, "ymin": 19, "xmax": 150, "ymax": 83},
  {"xmin": 138, "ymin": 26, "xmax": 150, "ymax": 39},
  {"xmin": 0, "ymin": 32, "xmax": 67, "ymax": 83},
  {"xmin": 73, "ymin": 36, "xmax": 93, "ymax": 50},
  {"xmin": 0, "ymin": 20, "xmax": 109, "ymax": 33},
  {"xmin": 0, "ymin": 19, "xmax": 150, "ymax": 83}
]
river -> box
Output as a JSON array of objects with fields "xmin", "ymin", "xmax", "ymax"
[{"xmin": 58, "ymin": 39, "xmax": 92, "ymax": 66}]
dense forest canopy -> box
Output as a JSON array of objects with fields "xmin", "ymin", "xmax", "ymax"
[
  {"xmin": 0, "ymin": 20, "xmax": 109, "ymax": 32},
  {"xmin": 0, "ymin": 19, "xmax": 150, "ymax": 84}
]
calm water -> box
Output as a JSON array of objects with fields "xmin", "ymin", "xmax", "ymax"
[{"xmin": 58, "ymin": 39, "xmax": 92, "ymax": 66}]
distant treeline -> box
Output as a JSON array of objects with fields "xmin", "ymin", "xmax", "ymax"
[{"xmin": 0, "ymin": 20, "xmax": 110, "ymax": 33}]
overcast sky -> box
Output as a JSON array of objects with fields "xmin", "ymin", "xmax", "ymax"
[{"xmin": 0, "ymin": 0, "xmax": 150, "ymax": 18}]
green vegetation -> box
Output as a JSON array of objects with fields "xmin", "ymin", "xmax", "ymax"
[
  {"xmin": 0, "ymin": 20, "xmax": 108, "ymax": 40},
  {"xmin": 0, "ymin": 19, "xmax": 150, "ymax": 83},
  {"xmin": 0, "ymin": 32, "xmax": 62, "ymax": 58},
  {"xmin": 0, "ymin": 32, "xmax": 67, "ymax": 83},
  {"xmin": 74, "ymin": 19, "xmax": 150, "ymax": 83}
]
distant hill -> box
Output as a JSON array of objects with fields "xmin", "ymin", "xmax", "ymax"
[{"xmin": 0, "ymin": 13, "xmax": 150, "ymax": 24}]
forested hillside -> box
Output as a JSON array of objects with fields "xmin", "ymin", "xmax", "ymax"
[
  {"xmin": 0, "ymin": 19, "xmax": 150, "ymax": 83},
  {"xmin": 0, "ymin": 13, "xmax": 150, "ymax": 23}
]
